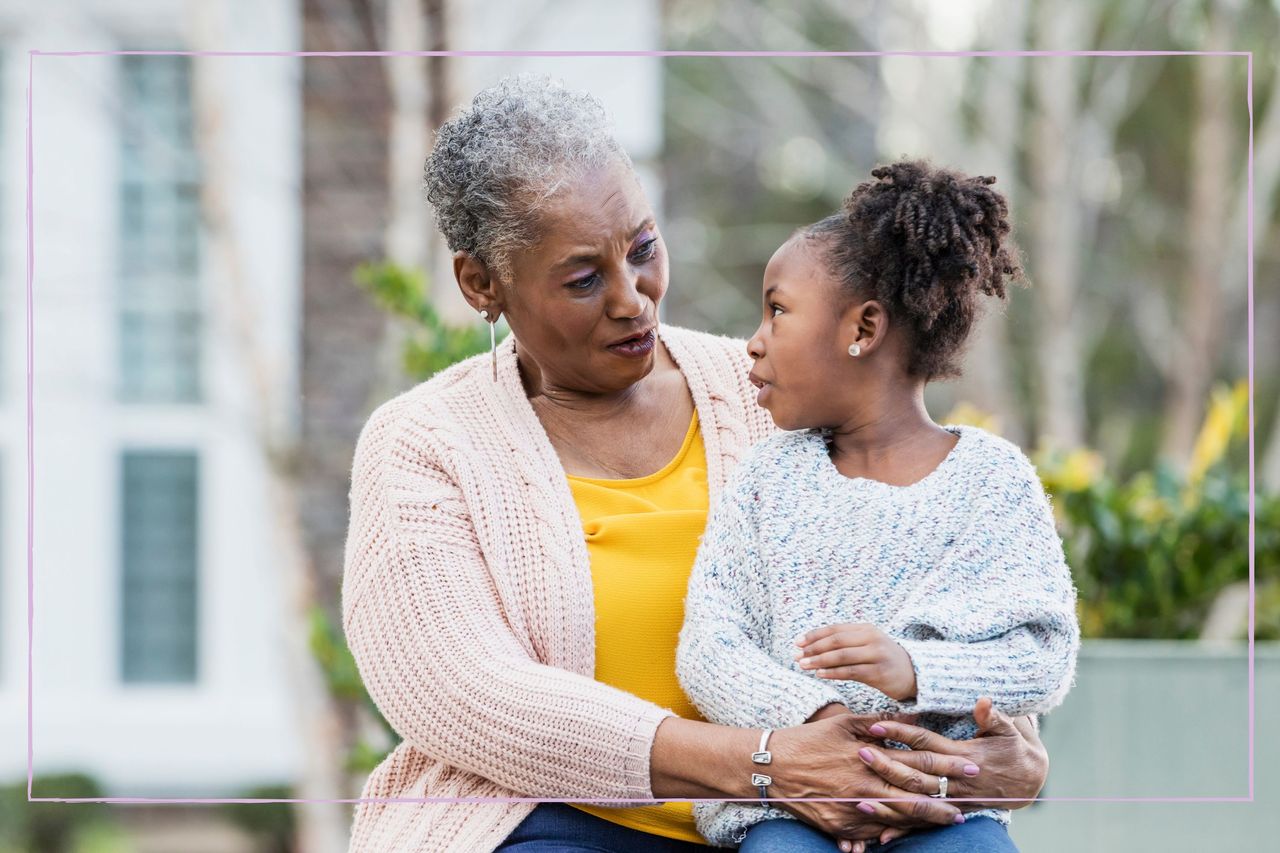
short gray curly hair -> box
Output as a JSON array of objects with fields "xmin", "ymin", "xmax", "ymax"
[{"xmin": 423, "ymin": 74, "xmax": 634, "ymax": 281}]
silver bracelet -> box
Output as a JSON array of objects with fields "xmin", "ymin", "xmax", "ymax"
[{"xmin": 751, "ymin": 728, "xmax": 773, "ymax": 802}]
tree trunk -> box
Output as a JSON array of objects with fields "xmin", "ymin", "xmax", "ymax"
[
  {"xmin": 954, "ymin": 4, "xmax": 1029, "ymax": 446},
  {"xmin": 1160, "ymin": 10, "xmax": 1232, "ymax": 465},
  {"xmin": 1027, "ymin": 2, "xmax": 1088, "ymax": 449},
  {"xmin": 191, "ymin": 7, "xmax": 351, "ymax": 853}
]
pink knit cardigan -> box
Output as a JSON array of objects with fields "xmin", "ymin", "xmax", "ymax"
[{"xmin": 342, "ymin": 324, "xmax": 774, "ymax": 852}]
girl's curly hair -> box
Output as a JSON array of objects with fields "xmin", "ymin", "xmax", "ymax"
[{"xmin": 805, "ymin": 159, "xmax": 1025, "ymax": 380}]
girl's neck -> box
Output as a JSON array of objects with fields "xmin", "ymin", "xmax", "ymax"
[{"xmin": 824, "ymin": 386, "xmax": 943, "ymax": 463}]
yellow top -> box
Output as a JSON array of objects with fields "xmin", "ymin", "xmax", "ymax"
[{"xmin": 565, "ymin": 411, "xmax": 709, "ymax": 843}]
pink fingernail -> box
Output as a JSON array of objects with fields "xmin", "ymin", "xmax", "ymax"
[
  {"xmin": 857, "ymin": 801, "xmax": 876, "ymax": 814},
  {"xmin": 964, "ymin": 764, "xmax": 980, "ymax": 776},
  {"xmin": 954, "ymin": 813, "xmax": 966, "ymax": 824},
  {"xmin": 869, "ymin": 723, "xmax": 887, "ymax": 736},
  {"xmin": 858, "ymin": 747, "xmax": 874, "ymax": 763}
]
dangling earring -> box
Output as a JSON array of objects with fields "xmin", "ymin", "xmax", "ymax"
[
  {"xmin": 848, "ymin": 342, "xmax": 862, "ymax": 357},
  {"xmin": 481, "ymin": 309, "xmax": 498, "ymax": 381}
]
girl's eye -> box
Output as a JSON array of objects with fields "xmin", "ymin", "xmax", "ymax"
[
  {"xmin": 770, "ymin": 303, "xmax": 783, "ymax": 317},
  {"xmin": 567, "ymin": 273, "xmax": 599, "ymax": 291},
  {"xmin": 630, "ymin": 238, "xmax": 658, "ymax": 262}
]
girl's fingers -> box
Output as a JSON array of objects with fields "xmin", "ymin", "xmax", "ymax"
[
  {"xmin": 814, "ymin": 665, "xmax": 872, "ymax": 680},
  {"xmin": 795, "ymin": 624, "xmax": 876, "ymax": 655},
  {"xmin": 797, "ymin": 647, "xmax": 876, "ymax": 671}
]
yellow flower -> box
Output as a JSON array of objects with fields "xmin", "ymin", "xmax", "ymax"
[
  {"xmin": 1187, "ymin": 380, "xmax": 1248, "ymax": 486},
  {"xmin": 1056, "ymin": 448, "xmax": 1105, "ymax": 492},
  {"xmin": 943, "ymin": 402, "xmax": 1001, "ymax": 434}
]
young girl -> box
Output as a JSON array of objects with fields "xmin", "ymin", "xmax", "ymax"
[{"xmin": 675, "ymin": 160, "xmax": 1080, "ymax": 852}]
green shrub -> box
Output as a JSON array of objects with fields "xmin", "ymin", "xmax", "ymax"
[{"xmin": 1031, "ymin": 383, "xmax": 1278, "ymax": 639}]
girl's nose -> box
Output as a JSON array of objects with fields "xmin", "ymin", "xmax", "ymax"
[{"xmin": 746, "ymin": 325, "xmax": 766, "ymax": 360}]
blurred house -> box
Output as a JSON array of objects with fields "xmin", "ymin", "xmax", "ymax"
[
  {"xmin": 0, "ymin": 0, "xmax": 305, "ymax": 797},
  {"xmin": 0, "ymin": 0, "xmax": 662, "ymax": 812}
]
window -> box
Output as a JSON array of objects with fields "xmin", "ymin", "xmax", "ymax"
[
  {"xmin": 120, "ymin": 451, "xmax": 199, "ymax": 683},
  {"xmin": 117, "ymin": 55, "xmax": 202, "ymax": 403}
]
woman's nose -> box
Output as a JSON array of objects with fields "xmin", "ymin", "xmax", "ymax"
[{"xmin": 607, "ymin": 269, "xmax": 647, "ymax": 319}]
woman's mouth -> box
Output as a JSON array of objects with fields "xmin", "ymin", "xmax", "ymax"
[{"xmin": 606, "ymin": 328, "xmax": 656, "ymax": 358}]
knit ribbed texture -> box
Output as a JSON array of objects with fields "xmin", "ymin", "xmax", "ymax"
[
  {"xmin": 676, "ymin": 426, "xmax": 1081, "ymax": 845},
  {"xmin": 341, "ymin": 324, "xmax": 774, "ymax": 852}
]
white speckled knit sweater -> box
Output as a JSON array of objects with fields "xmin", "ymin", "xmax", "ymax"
[
  {"xmin": 341, "ymin": 324, "xmax": 775, "ymax": 852},
  {"xmin": 676, "ymin": 426, "xmax": 1081, "ymax": 846}
]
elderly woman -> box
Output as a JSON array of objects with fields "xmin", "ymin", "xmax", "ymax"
[{"xmin": 342, "ymin": 75, "xmax": 1050, "ymax": 853}]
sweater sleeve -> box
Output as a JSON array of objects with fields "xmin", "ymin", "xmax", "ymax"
[
  {"xmin": 676, "ymin": 463, "xmax": 845, "ymax": 729},
  {"xmin": 890, "ymin": 457, "xmax": 1081, "ymax": 717},
  {"xmin": 341, "ymin": 405, "xmax": 674, "ymax": 801}
]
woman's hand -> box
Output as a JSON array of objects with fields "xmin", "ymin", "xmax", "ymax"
[
  {"xmin": 794, "ymin": 623, "xmax": 918, "ymax": 702},
  {"xmin": 766, "ymin": 714, "xmax": 980, "ymax": 849},
  {"xmin": 848, "ymin": 697, "xmax": 1049, "ymax": 811}
]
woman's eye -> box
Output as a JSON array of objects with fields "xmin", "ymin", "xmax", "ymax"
[{"xmin": 630, "ymin": 239, "xmax": 658, "ymax": 262}]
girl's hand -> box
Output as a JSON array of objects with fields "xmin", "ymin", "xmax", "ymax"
[{"xmin": 794, "ymin": 623, "xmax": 918, "ymax": 702}]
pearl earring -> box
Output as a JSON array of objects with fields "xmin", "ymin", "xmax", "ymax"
[{"xmin": 848, "ymin": 343, "xmax": 862, "ymax": 357}]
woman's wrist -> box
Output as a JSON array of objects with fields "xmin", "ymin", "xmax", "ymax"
[{"xmin": 649, "ymin": 716, "xmax": 760, "ymax": 800}]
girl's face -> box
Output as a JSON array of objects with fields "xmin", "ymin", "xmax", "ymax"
[{"xmin": 746, "ymin": 235, "xmax": 861, "ymax": 431}]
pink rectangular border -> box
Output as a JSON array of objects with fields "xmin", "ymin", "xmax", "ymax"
[{"xmin": 25, "ymin": 48, "xmax": 1256, "ymax": 806}]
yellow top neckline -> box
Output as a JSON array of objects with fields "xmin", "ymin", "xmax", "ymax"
[{"xmin": 566, "ymin": 412, "xmax": 701, "ymax": 488}]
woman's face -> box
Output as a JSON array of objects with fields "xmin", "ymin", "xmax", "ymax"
[
  {"xmin": 499, "ymin": 161, "xmax": 668, "ymax": 395},
  {"xmin": 746, "ymin": 235, "xmax": 857, "ymax": 430}
]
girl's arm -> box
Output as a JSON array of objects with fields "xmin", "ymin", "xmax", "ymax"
[
  {"xmin": 675, "ymin": 466, "xmax": 847, "ymax": 730},
  {"xmin": 889, "ymin": 458, "xmax": 1081, "ymax": 717}
]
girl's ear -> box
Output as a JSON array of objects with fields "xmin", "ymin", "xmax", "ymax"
[{"xmin": 843, "ymin": 299, "xmax": 888, "ymax": 355}]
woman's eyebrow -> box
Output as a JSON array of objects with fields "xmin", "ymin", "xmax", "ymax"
[{"xmin": 552, "ymin": 220, "xmax": 657, "ymax": 270}]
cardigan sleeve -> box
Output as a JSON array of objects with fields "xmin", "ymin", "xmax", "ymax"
[
  {"xmin": 341, "ymin": 404, "xmax": 674, "ymax": 801},
  {"xmin": 676, "ymin": 461, "xmax": 846, "ymax": 729},
  {"xmin": 889, "ymin": 456, "xmax": 1081, "ymax": 717}
]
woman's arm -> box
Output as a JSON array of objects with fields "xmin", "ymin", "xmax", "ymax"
[
  {"xmin": 649, "ymin": 714, "xmax": 973, "ymax": 838},
  {"xmin": 342, "ymin": 406, "xmax": 672, "ymax": 800}
]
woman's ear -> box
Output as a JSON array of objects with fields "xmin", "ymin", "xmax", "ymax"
[{"xmin": 454, "ymin": 251, "xmax": 505, "ymax": 316}]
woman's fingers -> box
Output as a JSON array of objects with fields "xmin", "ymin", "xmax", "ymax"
[
  {"xmin": 857, "ymin": 744, "xmax": 980, "ymax": 791},
  {"xmin": 972, "ymin": 697, "xmax": 1018, "ymax": 736},
  {"xmin": 842, "ymin": 712, "xmax": 920, "ymax": 740},
  {"xmin": 863, "ymin": 720, "xmax": 964, "ymax": 755},
  {"xmin": 880, "ymin": 827, "xmax": 911, "ymax": 844},
  {"xmin": 861, "ymin": 787, "xmax": 964, "ymax": 828}
]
